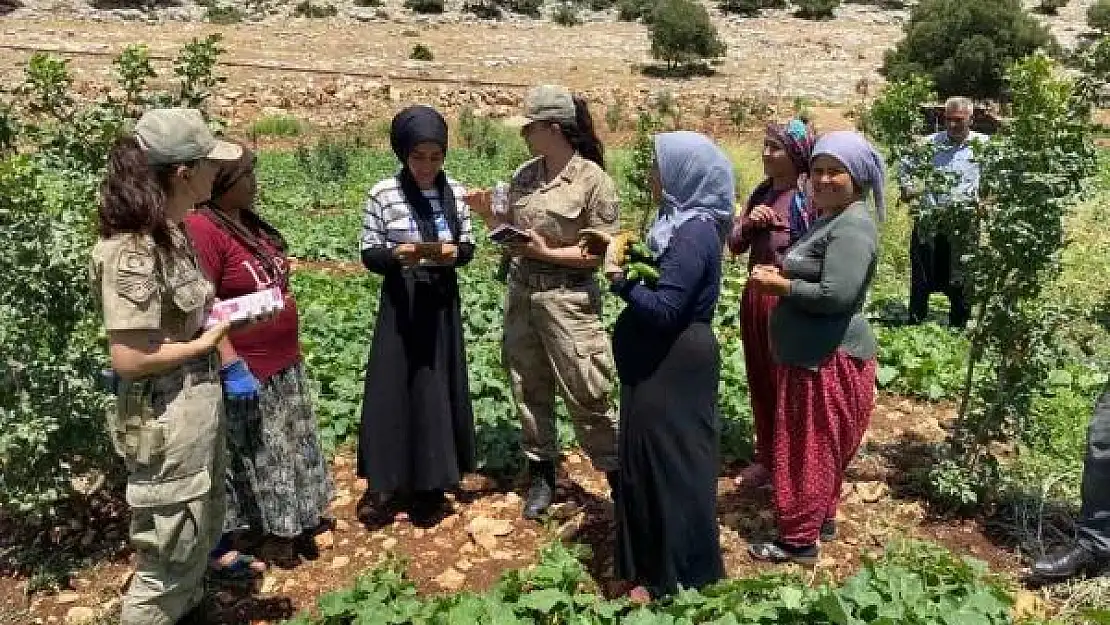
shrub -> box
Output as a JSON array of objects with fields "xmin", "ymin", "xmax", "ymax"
[
  {"xmin": 616, "ymin": 0, "xmax": 653, "ymax": 21},
  {"xmin": 463, "ymin": 0, "xmax": 502, "ymax": 17},
  {"xmin": 203, "ymin": 1, "xmax": 244, "ymax": 23},
  {"xmin": 1090, "ymin": 0, "xmax": 1110, "ymax": 33},
  {"xmin": 882, "ymin": 0, "xmax": 1056, "ymax": 100},
  {"xmin": 404, "ymin": 0, "xmax": 444, "ymax": 12},
  {"xmin": 857, "ymin": 74, "xmax": 937, "ymax": 150},
  {"xmin": 293, "ymin": 0, "xmax": 338, "ymax": 16},
  {"xmin": 248, "ymin": 114, "xmax": 305, "ymax": 138},
  {"xmin": 588, "ymin": 0, "xmax": 614, "ymax": 9},
  {"xmin": 552, "ymin": 0, "xmax": 581, "ymax": 24},
  {"xmin": 1034, "ymin": 0, "xmax": 1068, "ymax": 16},
  {"xmin": 794, "ymin": 0, "xmax": 838, "ymax": 19},
  {"xmin": 501, "ymin": 0, "xmax": 542, "ymax": 17},
  {"xmin": 354, "ymin": 0, "xmax": 382, "ymax": 6},
  {"xmin": 717, "ymin": 0, "xmax": 763, "ymax": 16},
  {"xmin": 648, "ymin": 0, "xmax": 726, "ymax": 74},
  {"xmin": 1, "ymin": 37, "xmax": 226, "ymax": 517},
  {"xmin": 410, "ymin": 43, "xmax": 435, "ymax": 61}
]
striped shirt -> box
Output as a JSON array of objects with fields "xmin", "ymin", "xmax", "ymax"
[{"xmin": 360, "ymin": 175, "xmax": 474, "ymax": 251}]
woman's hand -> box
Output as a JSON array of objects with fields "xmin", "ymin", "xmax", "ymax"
[
  {"xmin": 465, "ymin": 189, "xmax": 494, "ymax": 221},
  {"xmin": 197, "ymin": 321, "xmax": 231, "ymax": 351},
  {"xmin": 506, "ymin": 230, "xmax": 549, "ymax": 260},
  {"xmin": 748, "ymin": 264, "xmax": 791, "ymax": 296},
  {"xmin": 747, "ymin": 205, "xmax": 784, "ymax": 229},
  {"xmin": 434, "ymin": 243, "xmax": 459, "ymax": 264},
  {"xmin": 393, "ymin": 243, "xmax": 420, "ymax": 267}
]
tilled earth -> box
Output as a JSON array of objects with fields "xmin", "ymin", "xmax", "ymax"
[{"xmin": 2, "ymin": 395, "xmax": 1044, "ymax": 625}]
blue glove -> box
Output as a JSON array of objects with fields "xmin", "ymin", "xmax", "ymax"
[{"xmin": 220, "ymin": 359, "xmax": 260, "ymax": 402}]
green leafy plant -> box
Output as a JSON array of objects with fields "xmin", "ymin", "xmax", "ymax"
[
  {"xmin": 248, "ymin": 113, "xmax": 305, "ymax": 138},
  {"xmin": 882, "ymin": 0, "xmax": 1056, "ymax": 100},
  {"xmin": 616, "ymin": 0, "xmax": 653, "ymax": 22},
  {"xmin": 857, "ymin": 74, "xmax": 937, "ymax": 152},
  {"xmin": 202, "ymin": 0, "xmax": 245, "ymax": 23}
]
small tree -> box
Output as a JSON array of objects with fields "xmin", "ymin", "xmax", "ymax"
[
  {"xmin": 858, "ymin": 74, "xmax": 937, "ymax": 151},
  {"xmin": 882, "ymin": 0, "xmax": 1055, "ymax": 100},
  {"xmin": 794, "ymin": 0, "xmax": 839, "ymax": 19},
  {"xmin": 648, "ymin": 0, "xmax": 726, "ymax": 74},
  {"xmin": 1089, "ymin": 0, "xmax": 1110, "ymax": 33}
]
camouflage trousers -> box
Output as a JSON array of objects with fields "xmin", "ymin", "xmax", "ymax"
[
  {"xmin": 111, "ymin": 355, "xmax": 226, "ymax": 625},
  {"xmin": 503, "ymin": 276, "xmax": 619, "ymax": 471}
]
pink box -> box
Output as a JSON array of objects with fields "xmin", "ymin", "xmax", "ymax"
[{"xmin": 204, "ymin": 287, "xmax": 285, "ymax": 328}]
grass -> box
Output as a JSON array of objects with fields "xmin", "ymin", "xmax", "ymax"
[{"xmin": 248, "ymin": 114, "xmax": 306, "ymax": 139}]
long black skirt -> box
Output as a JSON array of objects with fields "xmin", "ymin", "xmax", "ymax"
[
  {"xmin": 357, "ymin": 267, "xmax": 475, "ymax": 494},
  {"xmin": 612, "ymin": 315, "xmax": 724, "ymax": 597}
]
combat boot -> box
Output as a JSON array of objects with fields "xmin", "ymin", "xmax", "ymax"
[{"xmin": 522, "ymin": 460, "xmax": 556, "ymax": 520}]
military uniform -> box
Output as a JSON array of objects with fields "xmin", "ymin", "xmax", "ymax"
[
  {"xmin": 90, "ymin": 227, "xmax": 225, "ymax": 625},
  {"xmin": 503, "ymin": 153, "xmax": 621, "ymax": 471}
]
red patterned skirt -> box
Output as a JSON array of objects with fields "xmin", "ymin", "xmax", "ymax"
[
  {"xmin": 740, "ymin": 284, "xmax": 779, "ymax": 467},
  {"xmin": 771, "ymin": 350, "xmax": 876, "ymax": 546}
]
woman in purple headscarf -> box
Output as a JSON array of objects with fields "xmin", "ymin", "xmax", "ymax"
[
  {"xmin": 746, "ymin": 131, "xmax": 882, "ymax": 564},
  {"xmin": 728, "ymin": 118, "xmax": 816, "ymax": 490},
  {"xmin": 600, "ymin": 131, "xmax": 733, "ymax": 601}
]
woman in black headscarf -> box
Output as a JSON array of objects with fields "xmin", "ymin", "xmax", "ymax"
[{"xmin": 356, "ymin": 105, "xmax": 476, "ymax": 525}]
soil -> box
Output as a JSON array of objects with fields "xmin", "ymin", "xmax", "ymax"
[{"xmin": 1, "ymin": 394, "xmax": 1049, "ymax": 625}]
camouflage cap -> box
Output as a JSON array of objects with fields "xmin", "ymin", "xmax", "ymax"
[
  {"xmin": 134, "ymin": 108, "xmax": 242, "ymax": 166},
  {"xmin": 505, "ymin": 85, "xmax": 577, "ymax": 129}
]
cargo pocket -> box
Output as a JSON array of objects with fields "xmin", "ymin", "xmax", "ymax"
[
  {"xmin": 128, "ymin": 490, "xmax": 206, "ymax": 567},
  {"xmin": 571, "ymin": 334, "xmax": 615, "ymax": 406}
]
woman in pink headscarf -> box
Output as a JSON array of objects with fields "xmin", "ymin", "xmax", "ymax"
[{"xmin": 728, "ymin": 118, "xmax": 816, "ymax": 491}]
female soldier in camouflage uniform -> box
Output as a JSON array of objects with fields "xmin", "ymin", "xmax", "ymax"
[
  {"xmin": 471, "ymin": 86, "xmax": 621, "ymax": 520},
  {"xmin": 91, "ymin": 108, "xmax": 247, "ymax": 625}
]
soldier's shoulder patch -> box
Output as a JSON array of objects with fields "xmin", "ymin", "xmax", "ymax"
[{"xmin": 114, "ymin": 246, "xmax": 158, "ymax": 304}]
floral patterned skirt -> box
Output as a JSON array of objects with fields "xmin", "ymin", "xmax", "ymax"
[{"xmin": 224, "ymin": 361, "xmax": 335, "ymax": 538}]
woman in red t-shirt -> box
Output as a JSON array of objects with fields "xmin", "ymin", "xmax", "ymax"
[
  {"xmin": 727, "ymin": 119, "xmax": 816, "ymax": 492},
  {"xmin": 184, "ymin": 144, "xmax": 334, "ymax": 569}
]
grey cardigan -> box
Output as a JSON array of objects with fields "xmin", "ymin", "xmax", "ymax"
[{"xmin": 769, "ymin": 201, "xmax": 878, "ymax": 370}]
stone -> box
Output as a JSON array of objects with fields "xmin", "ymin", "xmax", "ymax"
[
  {"xmin": 56, "ymin": 592, "xmax": 82, "ymax": 605},
  {"xmin": 381, "ymin": 537, "xmax": 398, "ymax": 550},
  {"xmin": 467, "ymin": 516, "xmax": 513, "ymax": 551},
  {"xmin": 433, "ymin": 567, "xmax": 466, "ymax": 591},
  {"xmin": 314, "ymin": 530, "xmax": 336, "ymax": 550},
  {"xmin": 64, "ymin": 607, "xmax": 95, "ymax": 625},
  {"xmin": 330, "ymin": 555, "xmax": 351, "ymax": 570}
]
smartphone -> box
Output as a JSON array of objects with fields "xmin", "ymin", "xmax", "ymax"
[{"xmin": 489, "ymin": 224, "xmax": 533, "ymax": 245}]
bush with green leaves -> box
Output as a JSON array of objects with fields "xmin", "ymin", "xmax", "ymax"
[
  {"xmin": 794, "ymin": 0, "xmax": 839, "ymax": 19},
  {"xmin": 248, "ymin": 113, "xmax": 305, "ymax": 138},
  {"xmin": 647, "ymin": 0, "xmax": 726, "ymax": 74},
  {"xmin": 616, "ymin": 0, "xmax": 653, "ymax": 21},
  {"xmin": 404, "ymin": 0, "xmax": 444, "ymax": 12},
  {"xmin": 500, "ymin": 0, "xmax": 543, "ymax": 17},
  {"xmin": 410, "ymin": 43, "xmax": 435, "ymax": 61},
  {"xmin": 293, "ymin": 0, "xmax": 338, "ymax": 16},
  {"xmin": 1091, "ymin": 0, "xmax": 1110, "ymax": 33},
  {"xmin": 857, "ymin": 74, "xmax": 937, "ymax": 152},
  {"xmin": 1034, "ymin": 0, "xmax": 1068, "ymax": 16},
  {"xmin": 552, "ymin": 0, "xmax": 581, "ymax": 24},
  {"xmin": 463, "ymin": 0, "xmax": 502, "ymax": 17},
  {"xmin": 0, "ymin": 38, "xmax": 225, "ymax": 517},
  {"xmin": 882, "ymin": 0, "xmax": 1056, "ymax": 100}
]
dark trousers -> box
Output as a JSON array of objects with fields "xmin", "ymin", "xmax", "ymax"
[
  {"xmin": 1079, "ymin": 385, "xmax": 1110, "ymax": 558},
  {"xmin": 909, "ymin": 224, "xmax": 971, "ymax": 328}
]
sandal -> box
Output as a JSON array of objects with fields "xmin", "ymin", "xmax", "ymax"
[
  {"xmin": 209, "ymin": 550, "xmax": 267, "ymax": 580},
  {"xmin": 733, "ymin": 463, "xmax": 771, "ymax": 489},
  {"xmin": 748, "ymin": 541, "xmax": 818, "ymax": 566}
]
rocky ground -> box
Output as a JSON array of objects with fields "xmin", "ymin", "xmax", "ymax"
[{"xmin": 0, "ymin": 2, "xmax": 1102, "ymax": 132}]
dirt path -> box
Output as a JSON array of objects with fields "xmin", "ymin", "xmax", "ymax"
[{"xmin": 1, "ymin": 394, "xmax": 1039, "ymax": 625}]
